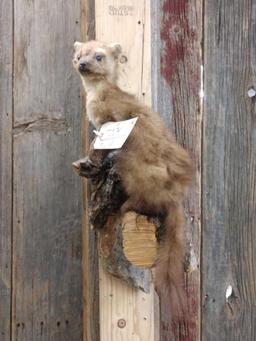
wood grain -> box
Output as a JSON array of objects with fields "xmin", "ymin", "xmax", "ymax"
[
  {"xmin": 94, "ymin": 1, "xmax": 157, "ymax": 340},
  {"xmin": 99, "ymin": 262, "xmax": 155, "ymax": 341},
  {"xmin": 122, "ymin": 212, "xmax": 158, "ymax": 268},
  {"xmin": 12, "ymin": 1, "xmax": 83, "ymax": 340},
  {"xmin": 151, "ymin": 1, "xmax": 202, "ymax": 340},
  {"xmin": 96, "ymin": 0, "xmax": 146, "ymax": 96},
  {"xmin": 202, "ymin": 1, "xmax": 256, "ymax": 340},
  {"xmin": 0, "ymin": 1, "xmax": 13, "ymax": 340},
  {"xmin": 80, "ymin": 1, "xmax": 100, "ymax": 341},
  {"xmin": 98, "ymin": 215, "xmax": 153, "ymax": 292}
]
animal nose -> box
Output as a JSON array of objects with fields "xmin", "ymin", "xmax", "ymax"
[{"xmin": 79, "ymin": 62, "xmax": 88, "ymax": 72}]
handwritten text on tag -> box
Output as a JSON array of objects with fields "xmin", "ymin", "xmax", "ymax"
[{"xmin": 94, "ymin": 117, "xmax": 138, "ymax": 149}]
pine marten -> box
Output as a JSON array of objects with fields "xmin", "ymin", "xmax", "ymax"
[{"xmin": 73, "ymin": 40, "xmax": 192, "ymax": 317}]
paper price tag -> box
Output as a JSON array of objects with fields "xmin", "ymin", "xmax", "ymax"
[{"xmin": 94, "ymin": 117, "xmax": 138, "ymax": 150}]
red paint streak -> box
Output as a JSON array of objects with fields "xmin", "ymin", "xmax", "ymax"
[
  {"xmin": 171, "ymin": 320, "xmax": 197, "ymax": 341},
  {"xmin": 160, "ymin": 0, "xmax": 199, "ymax": 93},
  {"xmin": 161, "ymin": 318, "xmax": 197, "ymax": 341},
  {"xmin": 159, "ymin": 3, "xmax": 200, "ymax": 340},
  {"xmin": 160, "ymin": 276, "xmax": 199, "ymax": 340}
]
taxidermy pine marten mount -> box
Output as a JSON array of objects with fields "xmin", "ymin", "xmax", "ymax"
[{"xmin": 72, "ymin": 40, "xmax": 192, "ymax": 317}]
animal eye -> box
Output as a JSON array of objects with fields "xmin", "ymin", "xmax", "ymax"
[
  {"xmin": 77, "ymin": 54, "xmax": 81, "ymax": 61},
  {"xmin": 95, "ymin": 54, "xmax": 103, "ymax": 62}
]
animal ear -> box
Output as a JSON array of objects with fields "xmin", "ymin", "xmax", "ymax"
[
  {"xmin": 109, "ymin": 43, "xmax": 122, "ymax": 58},
  {"xmin": 74, "ymin": 41, "xmax": 82, "ymax": 51}
]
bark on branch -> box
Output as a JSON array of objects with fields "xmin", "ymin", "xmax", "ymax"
[{"xmin": 72, "ymin": 149, "xmax": 159, "ymax": 291}]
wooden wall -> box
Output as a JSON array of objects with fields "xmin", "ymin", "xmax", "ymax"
[
  {"xmin": 202, "ymin": 1, "xmax": 256, "ymax": 340},
  {"xmin": 1, "ymin": 0, "xmax": 256, "ymax": 341},
  {"xmin": 152, "ymin": 0, "xmax": 256, "ymax": 341},
  {"xmin": 0, "ymin": 0, "xmax": 83, "ymax": 340}
]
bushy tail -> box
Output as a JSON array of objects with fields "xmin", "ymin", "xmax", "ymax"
[{"xmin": 154, "ymin": 203, "xmax": 187, "ymax": 319}]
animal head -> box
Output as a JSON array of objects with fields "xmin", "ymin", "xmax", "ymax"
[{"xmin": 73, "ymin": 40, "xmax": 126, "ymax": 84}]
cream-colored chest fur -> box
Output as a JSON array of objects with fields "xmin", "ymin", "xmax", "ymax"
[
  {"xmin": 82, "ymin": 80, "xmax": 105, "ymax": 128},
  {"xmin": 86, "ymin": 91, "xmax": 98, "ymax": 126}
]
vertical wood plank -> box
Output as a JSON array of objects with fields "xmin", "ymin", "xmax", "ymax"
[
  {"xmin": 0, "ymin": 0, "xmax": 13, "ymax": 340},
  {"xmin": 94, "ymin": 1, "xmax": 156, "ymax": 340},
  {"xmin": 12, "ymin": 1, "xmax": 83, "ymax": 340},
  {"xmin": 151, "ymin": 1, "xmax": 202, "ymax": 340},
  {"xmin": 99, "ymin": 260, "xmax": 155, "ymax": 341},
  {"xmin": 202, "ymin": 1, "xmax": 256, "ymax": 340},
  {"xmin": 96, "ymin": 0, "xmax": 148, "ymax": 96},
  {"xmin": 80, "ymin": 1, "xmax": 100, "ymax": 341}
]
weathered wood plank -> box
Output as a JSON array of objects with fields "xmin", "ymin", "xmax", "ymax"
[
  {"xmin": 0, "ymin": 1, "xmax": 13, "ymax": 340},
  {"xmin": 12, "ymin": 1, "xmax": 83, "ymax": 340},
  {"xmin": 80, "ymin": 1, "xmax": 99, "ymax": 341},
  {"xmin": 151, "ymin": 1, "xmax": 202, "ymax": 340},
  {"xmin": 202, "ymin": 1, "xmax": 256, "ymax": 340},
  {"xmin": 96, "ymin": 0, "xmax": 146, "ymax": 96},
  {"xmin": 99, "ymin": 262, "xmax": 155, "ymax": 341},
  {"xmin": 94, "ymin": 1, "xmax": 157, "ymax": 340}
]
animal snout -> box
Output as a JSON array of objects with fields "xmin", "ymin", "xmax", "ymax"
[{"xmin": 79, "ymin": 61, "xmax": 88, "ymax": 72}]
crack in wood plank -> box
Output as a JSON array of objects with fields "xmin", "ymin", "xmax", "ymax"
[{"xmin": 13, "ymin": 117, "xmax": 70, "ymax": 136}]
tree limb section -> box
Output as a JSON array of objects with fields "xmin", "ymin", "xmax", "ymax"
[{"xmin": 72, "ymin": 151, "xmax": 159, "ymax": 291}]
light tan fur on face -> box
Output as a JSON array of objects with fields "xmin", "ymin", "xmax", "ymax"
[
  {"xmin": 73, "ymin": 40, "xmax": 193, "ymax": 320},
  {"xmin": 73, "ymin": 40, "xmax": 122, "ymax": 86}
]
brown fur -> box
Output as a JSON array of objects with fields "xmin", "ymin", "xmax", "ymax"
[{"xmin": 73, "ymin": 40, "xmax": 193, "ymax": 317}]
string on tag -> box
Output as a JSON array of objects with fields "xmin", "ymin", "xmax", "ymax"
[{"xmin": 93, "ymin": 130, "xmax": 104, "ymax": 140}]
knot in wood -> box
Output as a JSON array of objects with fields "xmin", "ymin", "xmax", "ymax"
[
  {"xmin": 248, "ymin": 88, "xmax": 256, "ymax": 98},
  {"xmin": 117, "ymin": 318, "xmax": 126, "ymax": 328}
]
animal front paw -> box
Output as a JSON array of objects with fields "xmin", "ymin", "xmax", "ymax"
[{"xmin": 72, "ymin": 157, "xmax": 101, "ymax": 178}]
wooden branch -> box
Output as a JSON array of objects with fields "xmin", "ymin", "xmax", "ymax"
[
  {"xmin": 72, "ymin": 151, "xmax": 127, "ymax": 229},
  {"xmin": 98, "ymin": 214, "xmax": 152, "ymax": 292},
  {"xmin": 72, "ymin": 151, "xmax": 160, "ymax": 292}
]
